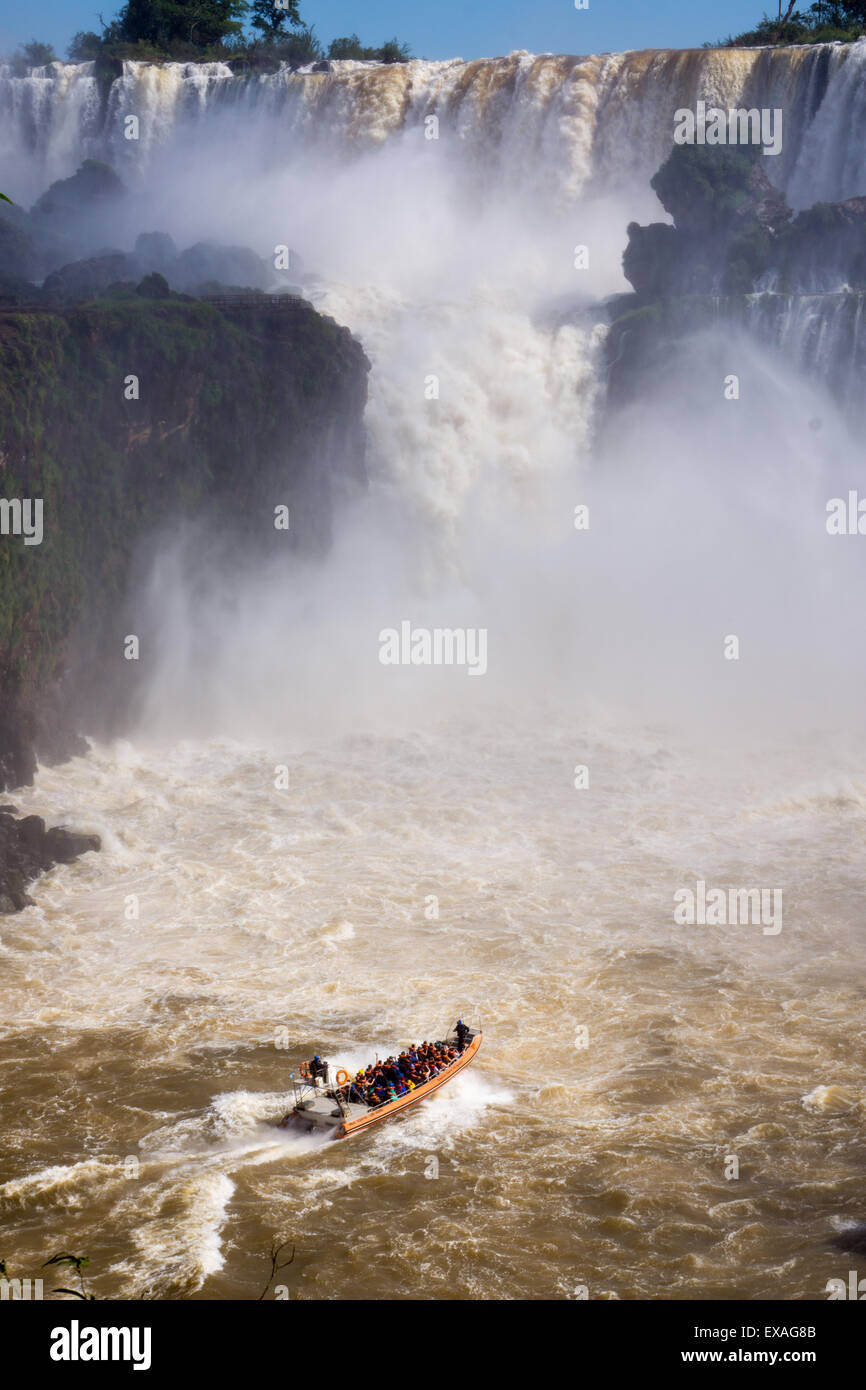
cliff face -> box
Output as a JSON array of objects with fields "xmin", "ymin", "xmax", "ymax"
[
  {"xmin": 607, "ymin": 145, "xmax": 866, "ymax": 413},
  {"xmin": 0, "ymin": 295, "xmax": 369, "ymax": 789}
]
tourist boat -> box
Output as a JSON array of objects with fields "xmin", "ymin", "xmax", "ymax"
[{"xmin": 278, "ymin": 1024, "xmax": 482, "ymax": 1140}]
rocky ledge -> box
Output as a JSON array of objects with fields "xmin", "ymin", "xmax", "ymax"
[{"xmin": 0, "ymin": 806, "xmax": 100, "ymax": 913}]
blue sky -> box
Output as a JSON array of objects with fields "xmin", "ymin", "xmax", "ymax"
[{"xmin": 0, "ymin": 1, "xmax": 774, "ymax": 61}]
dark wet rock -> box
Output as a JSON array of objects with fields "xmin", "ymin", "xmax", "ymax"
[
  {"xmin": 622, "ymin": 222, "xmax": 680, "ymax": 300},
  {"xmin": 830, "ymin": 1223, "xmax": 866, "ymax": 1257},
  {"xmin": 622, "ymin": 146, "xmax": 794, "ymax": 300},
  {"xmin": 312, "ymin": 60, "xmax": 332, "ymax": 72},
  {"xmin": 780, "ymin": 196, "xmax": 866, "ymax": 292},
  {"xmin": 651, "ymin": 145, "xmax": 791, "ymax": 240},
  {"xmin": 623, "ymin": 145, "xmax": 866, "ymax": 300},
  {"xmin": 0, "ymin": 292, "xmax": 369, "ymax": 781},
  {"xmin": 28, "ymin": 160, "xmax": 128, "ymax": 271},
  {"xmin": 134, "ymin": 231, "xmax": 178, "ymax": 274},
  {"xmin": 0, "ymin": 216, "xmax": 38, "ymax": 279},
  {"xmin": 44, "ymin": 825, "xmax": 101, "ymax": 862},
  {"xmin": 31, "ymin": 159, "xmax": 126, "ymax": 222},
  {"xmin": 0, "ymin": 724, "xmax": 37, "ymax": 793},
  {"xmin": 0, "ymin": 270, "xmax": 44, "ymax": 304},
  {"xmin": 43, "ymin": 252, "xmax": 143, "ymax": 300},
  {"xmin": 172, "ymin": 240, "xmax": 270, "ymax": 293},
  {"xmin": 607, "ymin": 143, "xmax": 866, "ymax": 414},
  {"xmin": 0, "ymin": 808, "xmax": 100, "ymax": 913}
]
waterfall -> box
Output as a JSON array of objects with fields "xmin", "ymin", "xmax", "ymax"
[
  {"xmin": 3, "ymin": 44, "xmax": 866, "ymax": 208},
  {"xmin": 744, "ymin": 290, "xmax": 866, "ymax": 420},
  {"xmin": 2, "ymin": 44, "xmax": 864, "ymax": 602}
]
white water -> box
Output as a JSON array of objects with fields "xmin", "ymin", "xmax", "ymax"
[{"xmin": 4, "ymin": 45, "xmax": 866, "ymax": 207}]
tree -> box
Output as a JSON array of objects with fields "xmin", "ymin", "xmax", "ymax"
[
  {"xmin": 68, "ymin": 31, "xmax": 104, "ymax": 61},
  {"xmin": 327, "ymin": 33, "xmax": 412, "ymax": 62},
  {"xmin": 379, "ymin": 37, "xmax": 411, "ymax": 64},
  {"xmin": 328, "ymin": 34, "xmax": 367, "ymax": 60},
  {"xmin": 12, "ymin": 40, "xmax": 57, "ymax": 73},
  {"xmin": 250, "ymin": 0, "xmax": 300, "ymax": 41},
  {"xmin": 275, "ymin": 24, "xmax": 321, "ymax": 64},
  {"xmin": 103, "ymin": 0, "xmax": 250, "ymax": 52}
]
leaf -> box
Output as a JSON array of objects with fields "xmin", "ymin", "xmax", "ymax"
[
  {"xmin": 0, "ymin": 194, "xmax": 12, "ymax": 205},
  {"xmin": 43, "ymin": 1252, "xmax": 90, "ymax": 1270},
  {"xmin": 51, "ymin": 1287, "xmax": 95, "ymax": 1300}
]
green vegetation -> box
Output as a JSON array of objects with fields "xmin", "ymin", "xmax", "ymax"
[
  {"xmin": 326, "ymin": 34, "xmax": 412, "ymax": 63},
  {"xmin": 0, "ymin": 1253, "xmax": 96, "ymax": 1299},
  {"xmin": 10, "ymin": 1, "xmax": 412, "ymax": 68},
  {"xmin": 610, "ymin": 142, "xmax": 866, "ymax": 414},
  {"xmin": 42, "ymin": 1253, "xmax": 96, "ymax": 1300},
  {"xmin": 249, "ymin": 0, "xmax": 300, "ymax": 39},
  {"xmin": 7, "ymin": 39, "xmax": 57, "ymax": 73},
  {"xmin": 713, "ymin": 2, "xmax": 866, "ymax": 46},
  {"xmin": 100, "ymin": 0, "xmax": 249, "ymax": 52},
  {"xmin": 622, "ymin": 143, "xmax": 866, "ymax": 301},
  {"xmin": 0, "ymin": 293, "xmax": 368, "ymax": 753},
  {"xmin": 2, "ymin": 1240, "xmax": 296, "ymax": 1299}
]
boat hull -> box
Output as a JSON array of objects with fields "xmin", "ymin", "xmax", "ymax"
[{"xmin": 280, "ymin": 1031, "xmax": 482, "ymax": 1140}]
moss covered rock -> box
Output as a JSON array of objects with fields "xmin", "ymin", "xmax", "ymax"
[{"xmin": 0, "ymin": 294, "xmax": 369, "ymax": 787}]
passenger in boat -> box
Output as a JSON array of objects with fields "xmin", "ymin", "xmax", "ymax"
[
  {"xmin": 455, "ymin": 1019, "xmax": 469, "ymax": 1052},
  {"xmin": 309, "ymin": 1055, "xmax": 327, "ymax": 1082}
]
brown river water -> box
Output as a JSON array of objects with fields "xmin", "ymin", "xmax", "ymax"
[{"xmin": 2, "ymin": 719, "xmax": 865, "ymax": 1300}]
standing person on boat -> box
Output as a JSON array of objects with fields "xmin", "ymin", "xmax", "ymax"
[
  {"xmin": 309, "ymin": 1055, "xmax": 328, "ymax": 1083},
  {"xmin": 455, "ymin": 1020, "xmax": 469, "ymax": 1053}
]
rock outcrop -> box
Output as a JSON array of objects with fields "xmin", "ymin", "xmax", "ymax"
[
  {"xmin": 0, "ymin": 294, "xmax": 369, "ymax": 791},
  {"xmin": 622, "ymin": 145, "xmax": 866, "ymax": 301},
  {"xmin": 0, "ymin": 807, "xmax": 100, "ymax": 913},
  {"xmin": 608, "ymin": 144, "xmax": 866, "ymax": 409}
]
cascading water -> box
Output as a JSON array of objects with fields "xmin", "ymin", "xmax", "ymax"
[
  {"xmin": 4, "ymin": 43, "xmax": 866, "ymax": 204},
  {"xmin": 2, "ymin": 46, "xmax": 866, "ymax": 1301}
]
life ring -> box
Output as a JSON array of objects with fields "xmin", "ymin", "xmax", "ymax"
[
  {"xmin": 299, "ymin": 1062, "xmax": 310, "ymax": 1079},
  {"xmin": 336, "ymin": 1069, "xmax": 349, "ymax": 1085}
]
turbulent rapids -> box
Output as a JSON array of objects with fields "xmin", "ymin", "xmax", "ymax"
[{"xmin": 1, "ymin": 41, "xmax": 866, "ymax": 1302}]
